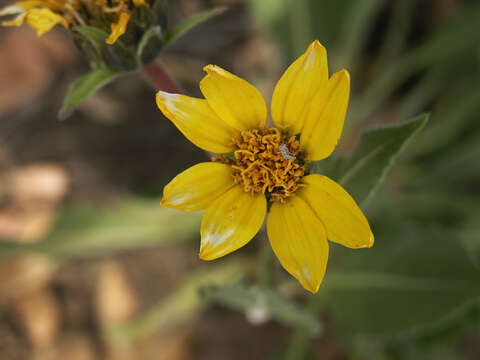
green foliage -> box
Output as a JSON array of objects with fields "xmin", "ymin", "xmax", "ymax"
[
  {"xmin": 311, "ymin": 114, "xmax": 428, "ymax": 206},
  {"xmin": 164, "ymin": 6, "xmax": 226, "ymax": 47},
  {"xmin": 200, "ymin": 282, "xmax": 322, "ymax": 335},
  {"xmin": 59, "ymin": 67, "xmax": 120, "ymax": 120},
  {"xmin": 74, "ymin": 26, "xmax": 109, "ymax": 51},
  {"xmin": 107, "ymin": 259, "xmax": 249, "ymax": 343},
  {"xmin": 0, "ymin": 199, "xmax": 201, "ymax": 260},
  {"xmin": 137, "ymin": 26, "xmax": 164, "ymax": 65},
  {"xmin": 73, "ymin": 25, "xmax": 139, "ymax": 71},
  {"xmin": 322, "ymin": 218, "xmax": 480, "ymax": 339},
  {"xmin": 247, "ymin": 1, "xmax": 480, "ymax": 358},
  {"xmin": 335, "ymin": 0, "xmax": 387, "ymax": 72},
  {"xmin": 62, "ymin": 7, "xmax": 225, "ymax": 117}
]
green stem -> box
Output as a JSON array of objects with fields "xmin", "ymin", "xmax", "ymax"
[
  {"xmin": 283, "ymin": 328, "xmax": 313, "ymax": 360},
  {"xmin": 284, "ymin": 294, "xmax": 325, "ymax": 360},
  {"xmin": 288, "ymin": 0, "xmax": 312, "ymax": 55},
  {"xmin": 260, "ymin": 231, "xmax": 275, "ymax": 288},
  {"xmin": 141, "ymin": 60, "xmax": 183, "ymax": 94}
]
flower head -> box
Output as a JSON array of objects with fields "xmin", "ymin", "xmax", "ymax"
[
  {"xmin": 0, "ymin": 0, "xmax": 149, "ymax": 43},
  {"xmin": 156, "ymin": 41, "xmax": 374, "ymax": 293},
  {"xmin": 0, "ymin": 0, "xmax": 169, "ymax": 71}
]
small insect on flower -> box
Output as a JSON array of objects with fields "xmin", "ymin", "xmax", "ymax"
[
  {"xmin": 279, "ymin": 143, "xmax": 296, "ymax": 161},
  {"xmin": 156, "ymin": 40, "xmax": 374, "ymax": 293}
]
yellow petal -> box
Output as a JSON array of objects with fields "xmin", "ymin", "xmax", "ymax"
[
  {"xmin": 1, "ymin": 12, "xmax": 26, "ymax": 27},
  {"xmin": 271, "ymin": 40, "xmax": 328, "ymax": 136},
  {"xmin": 161, "ymin": 162, "xmax": 234, "ymax": 212},
  {"xmin": 200, "ymin": 186, "xmax": 266, "ymax": 261},
  {"xmin": 300, "ymin": 70, "xmax": 350, "ymax": 161},
  {"xmin": 133, "ymin": 0, "xmax": 148, "ymax": 6},
  {"xmin": 106, "ymin": 12, "xmax": 130, "ymax": 45},
  {"xmin": 0, "ymin": 1, "xmax": 57, "ymax": 16},
  {"xmin": 298, "ymin": 175, "xmax": 374, "ymax": 249},
  {"xmin": 156, "ymin": 91, "xmax": 237, "ymax": 153},
  {"xmin": 200, "ymin": 65, "xmax": 267, "ymax": 131},
  {"xmin": 23, "ymin": 8, "xmax": 67, "ymax": 36},
  {"xmin": 267, "ymin": 196, "xmax": 329, "ymax": 293}
]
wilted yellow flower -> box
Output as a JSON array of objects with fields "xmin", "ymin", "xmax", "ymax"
[
  {"xmin": 156, "ymin": 41, "xmax": 374, "ymax": 293},
  {"xmin": 0, "ymin": 0, "xmax": 147, "ymax": 43}
]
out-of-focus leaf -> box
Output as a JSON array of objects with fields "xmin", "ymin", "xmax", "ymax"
[
  {"xmin": 336, "ymin": 0, "xmax": 386, "ymax": 72},
  {"xmin": 410, "ymin": 87, "xmax": 480, "ymax": 157},
  {"xmin": 59, "ymin": 67, "xmax": 120, "ymax": 119},
  {"xmin": 320, "ymin": 217, "xmax": 480, "ymax": 340},
  {"xmin": 200, "ymin": 282, "xmax": 321, "ymax": 335},
  {"xmin": 107, "ymin": 258, "xmax": 249, "ymax": 343},
  {"xmin": 137, "ymin": 25, "xmax": 164, "ymax": 65},
  {"xmin": 164, "ymin": 7, "xmax": 226, "ymax": 47},
  {"xmin": 372, "ymin": 0, "xmax": 415, "ymax": 75},
  {"xmin": 287, "ymin": 0, "xmax": 313, "ymax": 55},
  {"xmin": 311, "ymin": 114, "xmax": 429, "ymax": 205},
  {"xmin": 247, "ymin": 0, "xmax": 308, "ymax": 57},
  {"xmin": 0, "ymin": 199, "xmax": 201, "ymax": 260},
  {"xmin": 459, "ymin": 214, "xmax": 480, "ymax": 269},
  {"xmin": 245, "ymin": 0, "xmax": 290, "ymax": 28},
  {"xmin": 74, "ymin": 26, "xmax": 109, "ymax": 52},
  {"xmin": 429, "ymin": 136, "xmax": 480, "ymax": 182},
  {"xmin": 353, "ymin": 2, "xmax": 480, "ymax": 123},
  {"xmin": 398, "ymin": 66, "xmax": 444, "ymax": 119}
]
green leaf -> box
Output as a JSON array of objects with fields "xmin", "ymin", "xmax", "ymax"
[
  {"xmin": 352, "ymin": 2, "xmax": 480, "ymax": 123},
  {"xmin": 137, "ymin": 26, "xmax": 164, "ymax": 65},
  {"xmin": 313, "ymin": 113, "xmax": 429, "ymax": 206},
  {"xmin": 107, "ymin": 259, "xmax": 250, "ymax": 343},
  {"xmin": 164, "ymin": 7, "xmax": 226, "ymax": 47},
  {"xmin": 460, "ymin": 213, "xmax": 480, "ymax": 269},
  {"xmin": 0, "ymin": 198, "xmax": 201, "ymax": 260},
  {"xmin": 336, "ymin": 0, "xmax": 387, "ymax": 72},
  {"xmin": 74, "ymin": 26, "xmax": 109, "ymax": 52},
  {"xmin": 320, "ymin": 217, "xmax": 480, "ymax": 340},
  {"xmin": 200, "ymin": 282, "xmax": 321, "ymax": 335},
  {"xmin": 59, "ymin": 67, "xmax": 120, "ymax": 120}
]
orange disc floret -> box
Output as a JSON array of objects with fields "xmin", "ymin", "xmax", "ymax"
[{"xmin": 214, "ymin": 128, "xmax": 305, "ymax": 202}]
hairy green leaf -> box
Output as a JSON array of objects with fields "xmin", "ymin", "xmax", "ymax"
[
  {"xmin": 320, "ymin": 217, "xmax": 480, "ymax": 340},
  {"xmin": 200, "ymin": 282, "xmax": 321, "ymax": 335},
  {"xmin": 107, "ymin": 259, "xmax": 249, "ymax": 342},
  {"xmin": 137, "ymin": 26, "xmax": 164, "ymax": 65},
  {"xmin": 74, "ymin": 26, "xmax": 109, "ymax": 52},
  {"xmin": 0, "ymin": 199, "xmax": 201, "ymax": 260},
  {"xmin": 59, "ymin": 67, "xmax": 120, "ymax": 120},
  {"xmin": 312, "ymin": 113, "xmax": 429, "ymax": 205},
  {"xmin": 164, "ymin": 7, "xmax": 226, "ymax": 47}
]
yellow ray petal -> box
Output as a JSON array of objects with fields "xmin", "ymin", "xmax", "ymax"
[
  {"xmin": 271, "ymin": 40, "xmax": 328, "ymax": 136},
  {"xmin": 300, "ymin": 69, "xmax": 350, "ymax": 161},
  {"xmin": 199, "ymin": 65, "xmax": 267, "ymax": 131},
  {"xmin": 1, "ymin": 12, "xmax": 26, "ymax": 27},
  {"xmin": 0, "ymin": 0, "xmax": 64, "ymax": 16},
  {"xmin": 133, "ymin": 0, "xmax": 148, "ymax": 6},
  {"xmin": 22, "ymin": 8, "xmax": 67, "ymax": 36},
  {"xmin": 298, "ymin": 175, "xmax": 374, "ymax": 249},
  {"xmin": 0, "ymin": 1, "xmax": 44, "ymax": 16},
  {"xmin": 156, "ymin": 91, "xmax": 238, "ymax": 153},
  {"xmin": 161, "ymin": 162, "xmax": 234, "ymax": 212},
  {"xmin": 267, "ymin": 196, "xmax": 329, "ymax": 293},
  {"xmin": 200, "ymin": 185, "xmax": 266, "ymax": 261},
  {"xmin": 106, "ymin": 12, "xmax": 130, "ymax": 45}
]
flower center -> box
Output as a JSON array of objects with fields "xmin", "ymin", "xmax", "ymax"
[{"xmin": 214, "ymin": 128, "xmax": 305, "ymax": 202}]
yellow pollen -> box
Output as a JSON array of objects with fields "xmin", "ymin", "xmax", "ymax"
[{"xmin": 214, "ymin": 128, "xmax": 305, "ymax": 203}]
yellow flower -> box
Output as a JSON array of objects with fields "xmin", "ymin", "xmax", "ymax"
[
  {"xmin": 106, "ymin": 11, "xmax": 130, "ymax": 45},
  {"xmin": 0, "ymin": 0, "xmax": 147, "ymax": 44},
  {"xmin": 156, "ymin": 40, "xmax": 374, "ymax": 293}
]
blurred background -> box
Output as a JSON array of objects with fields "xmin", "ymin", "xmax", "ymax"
[{"xmin": 0, "ymin": 0, "xmax": 479, "ymax": 359}]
